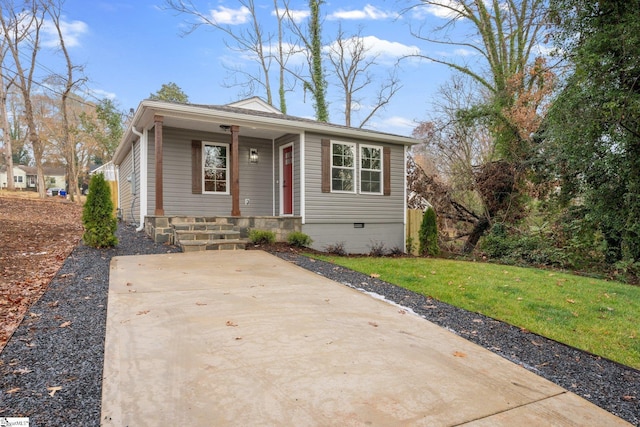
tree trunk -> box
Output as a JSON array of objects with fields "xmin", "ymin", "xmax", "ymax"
[
  {"xmin": 1, "ymin": 84, "xmax": 15, "ymax": 191},
  {"xmin": 462, "ymin": 217, "xmax": 490, "ymax": 253}
]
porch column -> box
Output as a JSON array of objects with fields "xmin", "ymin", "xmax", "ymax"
[
  {"xmin": 230, "ymin": 125, "xmax": 241, "ymax": 216},
  {"xmin": 154, "ymin": 115, "xmax": 164, "ymax": 216}
]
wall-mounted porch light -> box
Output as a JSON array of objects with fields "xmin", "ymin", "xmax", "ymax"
[{"xmin": 249, "ymin": 148, "xmax": 259, "ymax": 163}]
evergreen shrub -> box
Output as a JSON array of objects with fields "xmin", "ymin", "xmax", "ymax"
[{"xmin": 82, "ymin": 173, "xmax": 118, "ymax": 248}]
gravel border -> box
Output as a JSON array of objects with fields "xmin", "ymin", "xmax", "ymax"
[{"xmin": 0, "ymin": 224, "xmax": 638, "ymax": 426}]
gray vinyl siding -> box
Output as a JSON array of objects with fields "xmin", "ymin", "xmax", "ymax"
[
  {"xmin": 302, "ymin": 223, "xmax": 404, "ymax": 254},
  {"xmin": 147, "ymin": 127, "xmax": 274, "ymax": 217},
  {"xmin": 273, "ymin": 134, "xmax": 300, "ymax": 216},
  {"xmin": 304, "ymin": 132, "xmax": 405, "ymax": 223},
  {"xmin": 118, "ymin": 141, "xmax": 140, "ymax": 224}
]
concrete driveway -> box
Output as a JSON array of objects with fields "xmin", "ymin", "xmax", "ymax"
[{"xmin": 101, "ymin": 251, "xmax": 630, "ymax": 426}]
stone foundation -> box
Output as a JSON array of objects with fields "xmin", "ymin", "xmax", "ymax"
[{"xmin": 145, "ymin": 216, "xmax": 302, "ymax": 245}]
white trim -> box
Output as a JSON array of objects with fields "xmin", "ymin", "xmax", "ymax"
[
  {"xmin": 359, "ymin": 144, "xmax": 384, "ymax": 195},
  {"xmin": 139, "ymin": 129, "xmax": 148, "ymax": 230},
  {"xmin": 330, "ymin": 140, "xmax": 357, "ymax": 194},
  {"xmin": 202, "ymin": 141, "xmax": 230, "ymax": 195},
  {"xmin": 272, "ymin": 139, "xmax": 276, "ymax": 216},
  {"xmin": 403, "ymin": 145, "xmax": 408, "ymax": 252},
  {"xmin": 278, "ymin": 142, "xmax": 295, "ymax": 216},
  {"xmin": 300, "ymin": 132, "xmax": 306, "ymax": 224}
]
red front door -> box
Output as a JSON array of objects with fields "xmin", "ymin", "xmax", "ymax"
[{"xmin": 283, "ymin": 146, "xmax": 293, "ymax": 215}]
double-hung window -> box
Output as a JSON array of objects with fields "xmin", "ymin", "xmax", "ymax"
[
  {"xmin": 331, "ymin": 141, "xmax": 356, "ymax": 192},
  {"xmin": 360, "ymin": 145, "xmax": 382, "ymax": 194},
  {"xmin": 203, "ymin": 142, "xmax": 229, "ymax": 193}
]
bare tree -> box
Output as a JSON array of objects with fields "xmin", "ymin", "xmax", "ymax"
[
  {"xmin": 0, "ymin": 37, "xmax": 16, "ymax": 190},
  {"xmin": 0, "ymin": 0, "xmax": 48, "ymax": 197},
  {"xmin": 165, "ymin": 0, "xmax": 282, "ymax": 108},
  {"xmin": 327, "ymin": 26, "xmax": 401, "ymax": 127},
  {"xmin": 48, "ymin": 0, "xmax": 86, "ymax": 202},
  {"xmin": 405, "ymin": 0, "xmax": 550, "ymax": 161}
]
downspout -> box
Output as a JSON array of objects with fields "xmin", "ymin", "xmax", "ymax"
[{"xmin": 131, "ymin": 127, "xmax": 145, "ymax": 231}]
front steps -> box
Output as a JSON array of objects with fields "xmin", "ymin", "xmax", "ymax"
[{"xmin": 172, "ymin": 221, "xmax": 249, "ymax": 252}]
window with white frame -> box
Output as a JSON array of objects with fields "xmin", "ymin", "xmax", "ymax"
[
  {"xmin": 331, "ymin": 141, "xmax": 356, "ymax": 192},
  {"xmin": 360, "ymin": 145, "xmax": 382, "ymax": 194},
  {"xmin": 14, "ymin": 176, "xmax": 23, "ymax": 183},
  {"xmin": 203, "ymin": 142, "xmax": 229, "ymax": 193}
]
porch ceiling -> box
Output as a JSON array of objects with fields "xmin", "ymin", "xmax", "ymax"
[{"xmin": 141, "ymin": 109, "xmax": 291, "ymax": 141}]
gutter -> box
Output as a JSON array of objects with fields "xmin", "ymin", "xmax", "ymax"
[{"xmin": 131, "ymin": 127, "xmax": 145, "ymax": 232}]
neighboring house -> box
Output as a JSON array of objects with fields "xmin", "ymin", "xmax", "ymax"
[
  {"xmin": 0, "ymin": 165, "xmax": 65, "ymax": 191},
  {"xmin": 113, "ymin": 98, "xmax": 418, "ymax": 253}
]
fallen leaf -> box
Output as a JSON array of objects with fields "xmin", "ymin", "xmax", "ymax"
[
  {"xmin": 13, "ymin": 368, "xmax": 32, "ymax": 374},
  {"xmin": 368, "ymin": 321, "xmax": 379, "ymax": 327},
  {"xmin": 566, "ymin": 299, "xmax": 576, "ymax": 304},
  {"xmin": 136, "ymin": 310, "xmax": 150, "ymax": 316},
  {"xmin": 48, "ymin": 300, "xmax": 59, "ymax": 308},
  {"xmin": 370, "ymin": 273, "xmax": 380, "ymax": 278},
  {"xmin": 472, "ymin": 319, "xmax": 483, "ymax": 323},
  {"xmin": 430, "ymin": 270, "xmax": 436, "ymax": 275},
  {"xmin": 531, "ymin": 340, "xmax": 543, "ymax": 347},
  {"xmin": 7, "ymin": 387, "xmax": 20, "ymax": 394},
  {"xmin": 453, "ymin": 351, "xmax": 467, "ymax": 358},
  {"xmin": 47, "ymin": 386, "xmax": 62, "ymax": 397},
  {"xmin": 226, "ymin": 320, "xmax": 238, "ymax": 327},
  {"xmin": 195, "ymin": 302, "xmax": 207, "ymax": 306},
  {"xmin": 398, "ymin": 309, "xmax": 406, "ymax": 315},
  {"xmin": 235, "ymin": 337, "xmax": 242, "ymax": 340},
  {"xmin": 59, "ymin": 321, "xmax": 71, "ymax": 328},
  {"xmin": 622, "ymin": 395, "xmax": 636, "ymax": 401},
  {"xmin": 126, "ymin": 282, "xmax": 133, "ymax": 287},
  {"xmin": 28, "ymin": 312, "xmax": 41, "ymax": 317}
]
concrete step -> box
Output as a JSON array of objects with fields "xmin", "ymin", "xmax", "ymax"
[
  {"xmin": 172, "ymin": 222, "xmax": 234, "ymax": 232},
  {"xmin": 175, "ymin": 230, "xmax": 241, "ymax": 242},
  {"xmin": 179, "ymin": 239, "xmax": 248, "ymax": 252}
]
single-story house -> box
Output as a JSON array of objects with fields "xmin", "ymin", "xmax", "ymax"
[
  {"xmin": 113, "ymin": 98, "xmax": 418, "ymax": 253},
  {"xmin": 0, "ymin": 165, "xmax": 66, "ymax": 191}
]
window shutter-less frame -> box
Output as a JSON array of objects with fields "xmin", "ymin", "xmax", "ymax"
[
  {"xmin": 321, "ymin": 138, "xmax": 330, "ymax": 193},
  {"xmin": 192, "ymin": 140, "xmax": 202, "ymax": 194},
  {"xmin": 383, "ymin": 146, "xmax": 391, "ymax": 196}
]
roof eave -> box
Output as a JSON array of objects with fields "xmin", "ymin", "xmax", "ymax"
[{"xmin": 113, "ymin": 100, "xmax": 419, "ymax": 165}]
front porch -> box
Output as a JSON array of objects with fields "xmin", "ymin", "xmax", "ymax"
[{"xmin": 145, "ymin": 215, "xmax": 302, "ymax": 251}]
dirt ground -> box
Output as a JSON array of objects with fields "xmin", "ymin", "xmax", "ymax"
[{"xmin": 0, "ymin": 192, "xmax": 83, "ymax": 352}]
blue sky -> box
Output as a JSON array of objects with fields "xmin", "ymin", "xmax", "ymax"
[{"xmin": 46, "ymin": 0, "xmax": 466, "ymax": 136}]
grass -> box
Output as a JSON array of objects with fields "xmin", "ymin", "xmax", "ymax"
[{"xmin": 311, "ymin": 254, "xmax": 640, "ymax": 369}]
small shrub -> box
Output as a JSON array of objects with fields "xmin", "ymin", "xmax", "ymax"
[
  {"xmin": 389, "ymin": 246, "xmax": 404, "ymax": 256},
  {"xmin": 82, "ymin": 173, "xmax": 118, "ymax": 248},
  {"xmin": 249, "ymin": 229, "xmax": 276, "ymax": 245},
  {"xmin": 368, "ymin": 240, "xmax": 387, "ymax": 257},
  {"xmin": 287, "ymin": 231, "xmax": 313, "ymax": 247},
  {"xmin": 419, "ymin": 207, "xmax": 439, "ymax": 256},
  {"xmin": 324, "ymin": 241, "xmax": 346, "ymax": 256}
]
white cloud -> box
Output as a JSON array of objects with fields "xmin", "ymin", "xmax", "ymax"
[
  {"xmin": 415, "ymin": 0, "xmax": 466, "ymax": 20},
  {"xmin": 207, "ymin": 6, "xmax": 251, "ymax": 25},
  {"xmin": 355, "ymin": 36, "xmax": 421, "ymax": 61},
  {"xmin": 272, "ymin": 8, "xmax": 309, "ymax": 23},
  {"xmin": 85, "ymin": 88, "xmax": 117, "ymax": 101},
  {"xmin": 329, "ymin": 4, "xmax": 398, "ymax": 20},
  {"xmin": 42, "ymin": 18, "xmax": 89, "ymax": 48},
  {"xmin": 368, "ymin": 115, "xmax": 416, "ymax": 136},
  {"xmin": 453, "ymin": 48, "xmax": 475, "ymax": 57}
]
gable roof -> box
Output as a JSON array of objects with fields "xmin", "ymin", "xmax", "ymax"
[
  {"xmin": 114, "ymin": 98, "xmax": 418, "ymax": 165},
  {"xmin": 226, "ymin": 97, "xmax": 282, "ymax": 114}
]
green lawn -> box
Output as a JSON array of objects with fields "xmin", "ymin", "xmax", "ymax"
[{"xmin": 311, "ymin": 255, "xmax": 640, "ymax": 369}]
